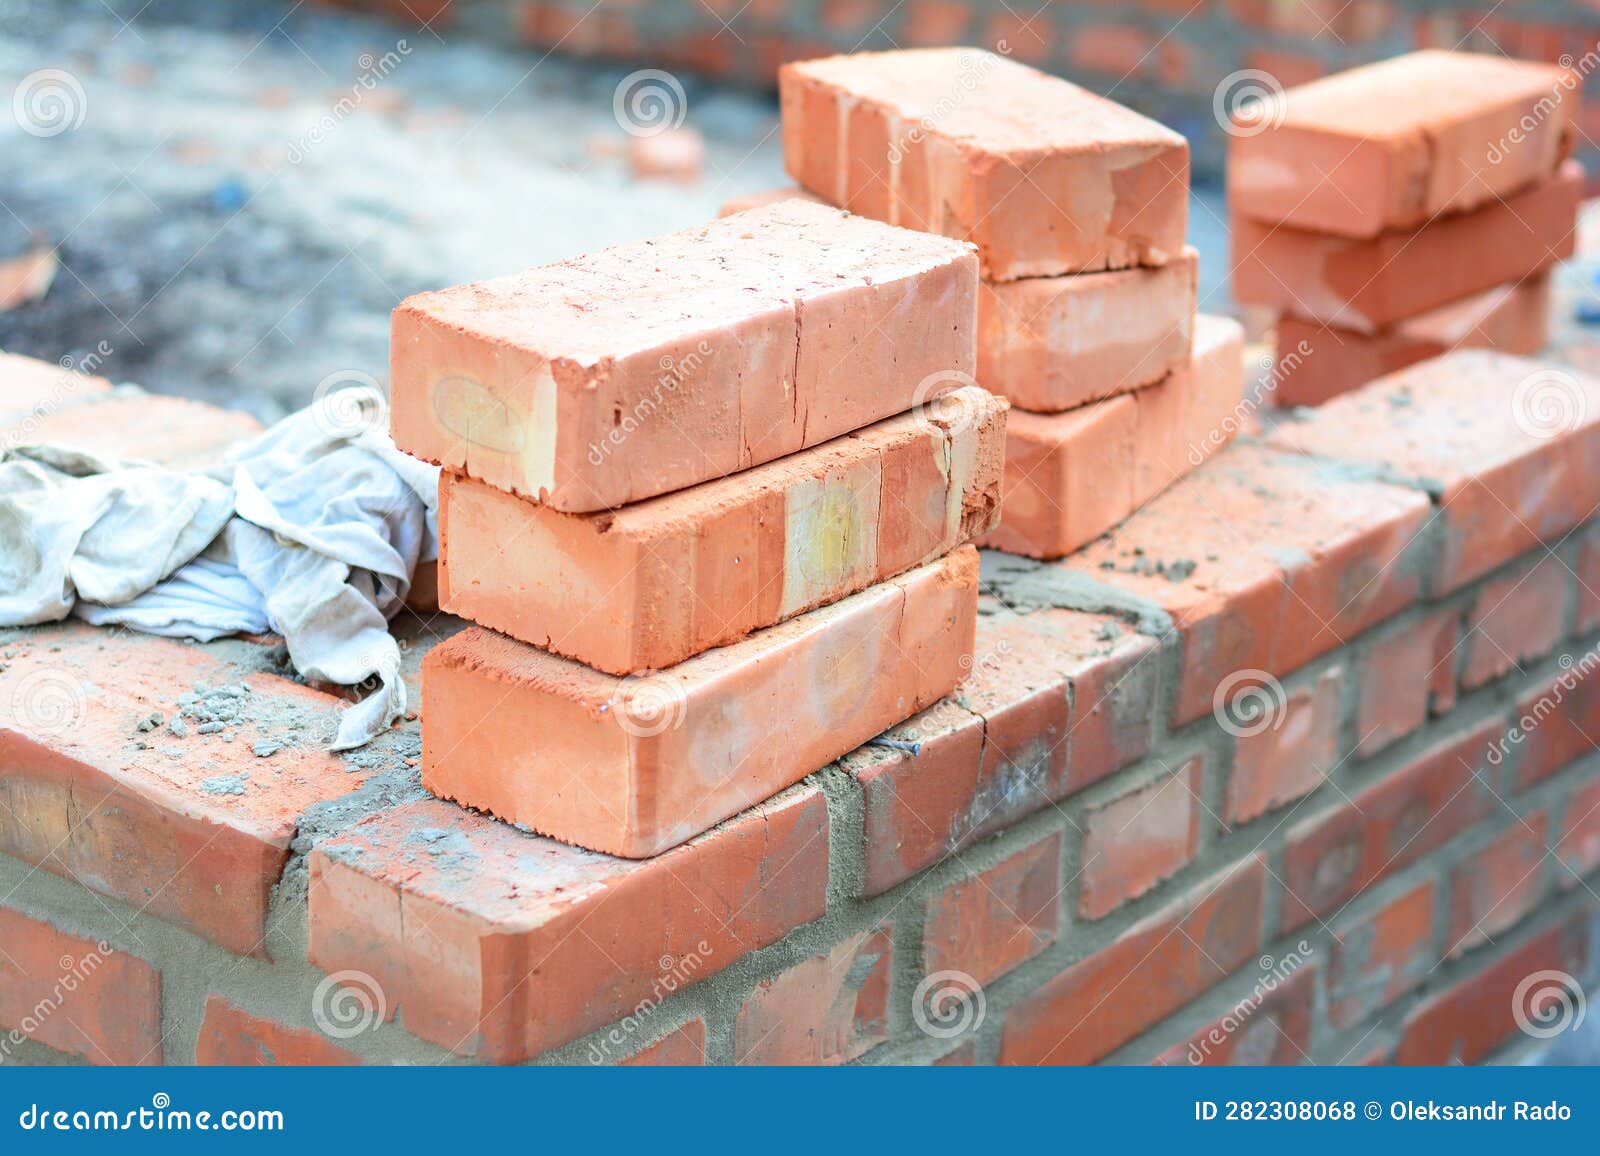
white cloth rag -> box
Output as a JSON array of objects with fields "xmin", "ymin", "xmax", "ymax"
[{"xmin": 0, "ymin": 398, "xmax": 439, "ymax": 750}]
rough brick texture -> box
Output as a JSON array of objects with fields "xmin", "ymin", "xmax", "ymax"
[
  {"xmin": 0, "ymin": 623, "xmax": 362, "ymax": 957},
  {"xmin": 0, "ymin": 906, "xmax": 162, "ymax": 1065},
  {"xmin": 980, "ymin": 313, "xmax": 1245, "ymax": 560},
  {"xmin": 423, "ymin": 548, "xmax": 978, "ymax": 858},
  {"xmin": 1228, "ymin": 50, "xmax": 1577, "ymax": 237},
  {"xmin": 438, "ymin": 387, "xmax": 1005, "ymax": 673},
  {"xmin": 1266, "ymin": 350, "xmax": 1600, "ymax": 591},
  {"xmin": 780, "ymin": 48, "xmax": 1188, "ymax": 280},
  {"xmin": 308, "ymin": 789, "xmax": 829, "ymax": 1062},
  {"xmin": 1271, "ymin": 276, "xmax": 1551, "ymax": 408},
  {"xmin": 1232, "ymin": 160, "xmax": 1580, "ymax": 331},
  {"xmin": 195, "ymin": 996, "xmax": 360, "ymax": 1066},
  {"xmin": 391, "ymin": 199, "xmax": 977, "ymax": 512}
]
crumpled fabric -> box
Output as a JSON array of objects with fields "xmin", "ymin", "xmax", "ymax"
[{"xmin": 0, "ymin": 400, "xmax": 439, "ymax": 750}]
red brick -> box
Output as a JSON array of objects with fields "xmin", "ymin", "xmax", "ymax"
[
  {"xmin": 1557, "ymin": 777, "xmax": 1600, "ymax": 886},
  {"xmin": 924, "ymin": 832, "xmax": 1062, "ymax": 985},
  {"xmin": 308, "ymin": 788, "xmax": 828, "ymax": 1063},
  {"xmin": 1505, "ymin": 657, "xmax": 1600, "ymax": 790},
  {"xmin": 1281, "ymin": 720, "xmax": 1497, "ymax": 928},
  {"xmin": 982, "ymin": 314, "xmax": 1245, "ymax": 559},
  {"xmin": 848, "ymin": 606, "xmax": 1157, "ymax": 894},
  {"xmin": 438, "ymin": 388, "xmax": 1004, "ymax": 674},
  {"xmin": 1577, "ymin": 525, "xmax": 1600, "ymax": 635},
  {"xmin": 619, "ymin": 1019, "xmax": 706, "ymax": 1066},
  {"xmin": 1395, "ymin": 910, "xmax": 1590, "ymax": 1064},
  {"xmin": 626, "ymin": 127, "xmax": 704, "ymax": 183},
  {"xmin": 1326, "ymin": 881, "xmax": 1436, "ymax": 1028},
  {"xmin": 1266, "ymin": 351, "xmax": 1600, "ymax": 591},
  {"xmin": 1132, "ymin": 315, "xmax": 1248, "ymax": 496},
  {"xmin": 1446, "ymin": 813, "xmax": 1551, "ymax": 956},
  {"xmin": 391, "ymin": 199, "xmax": 976, "ymax": 512},
  {"xmin": 0, "ymin": 623, "xmax": 363, "ymax": 957},
  {"xmin": 901, "ymin": 0, "xmax": 971, "ymax": 46},
  {"xmin": 733, "ymin": 928, "xmax": 893, "ymax": 1065},
  {"xmin": 1226, "ymin": 667, "xmax": 1343, "ymax": 825},
  {"xmin": 1232, "ymin": 161, "xmax": 1580, "ymax": 331},
  {"xmin": 976, "ymin": 249, "xmax": 1196, "ymax": 413},
  {"xmin": 1156, "ymin": 961, "xmax": 1317, "ymax": 1065},
  {"xmin": 979, "ymin": 394, "xmax": 1136, "ymax": 560},
  {"xmin": 1462, "ymin": 555, "xmax": 1571, "ymax": 690},
  {"xmin": 819, "ymin": 0, "xmax": 880, "ymax": 35},
  {"xmin": 425, "ymin": 548, "xmax": 975, "ymax": 858},
  {"xmin": 1272, "ymin": 276, "xmax": 1552, "ymax": 408},
  {"xmin": 985, "ymin": 12, "xmax": 1052, "ymax": 63},
  {"xmin": 1355, "ymin": 609, "xmax": 1461, "ymax": 757},
  {"xmin": 999, "ymin": 856, "xmax": 1267, "ymax": 1064},
  {"xmin": 716, "ymin": 185, "xmax": 818, "ymax": 218},
  {"xmin": 0, "ymin": 906, "xmax": 161, "ymax": 1065},
  {"xmin": 0, "ymin": 350, "xmax": 112, "ymax": 433},
  {"xmin": 780, "ymin": 49, "xmax": 1188, "ymax": 280},
  {"xmin": 1064, "ymin": 442, "xmax": 1431, "ymax": 725},
  {"xmin": 1229, "ymin": 0, "xmax": 1388, "ymax": 38},
  {"xmin": 7, "ymin": 390, "xmax": 261, "ymax": 468},
  {"xmin": 1079, "ymin": 758, "xmax": 1202, "ymax": 919},
  {"xmin": 1242, "ymin": 48, "xmax": 1326, "ymax": 89},
  {"xmin": 1069, "ymin": 24, "xmax": 1154, "ymax": 77},
  {"xmin": 1229, "ymin": 50, "xmax": 1577, "ymax": 238},
  {"xmin": 195, "ymin": 995, "xmax": 359, "ymax": 1066},
  {"xmin": 981, "ymin": 393, "xmax": 1135, "ymax": 559}
]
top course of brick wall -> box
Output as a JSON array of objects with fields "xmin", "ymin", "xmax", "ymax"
[
  {"xmin": 313, "ymin": 0, "xmax": 1600, "ymax": 181},
  {"xmin": 6, "ymin": 265, "xmax": 1600, "ymax": 1064}
]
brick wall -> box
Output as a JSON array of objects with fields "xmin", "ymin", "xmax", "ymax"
[
  {"xmin": 315, "ymin": 0, "xmax": 1600, "ymax": 180},
  {"xmin": 2, "ymin": 335, "xmax": 1599, "ymax": 1065}
]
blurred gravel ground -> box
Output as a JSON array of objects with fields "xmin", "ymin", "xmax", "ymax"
[
  {"xmin": 0, "ymin": 0, "xmax": 1231, "ymax": 423},
  {"xmin": 0, "ymin": 0, "xmax": 791, "ymax": 419}
]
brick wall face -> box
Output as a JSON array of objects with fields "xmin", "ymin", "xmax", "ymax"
[
  {"xmin": 315, "ymin": 0, "xmax": 1600, "ymax": 180},
  {"xmin": 2, "ymin": 342, "xmax": 1599, "ymax": 1066}
]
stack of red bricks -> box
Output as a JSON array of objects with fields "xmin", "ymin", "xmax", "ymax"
[
  {"xmin": 388, "ymin": 198, "xmax": 1009, "ymax": 857},
  {"xmin": 1230, "ymin": 50, "xmax": 1582, "ymax": 407},
  {"xmin": 729, "ymin": 49, "xmax": 1247, "ymax": 560}
]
